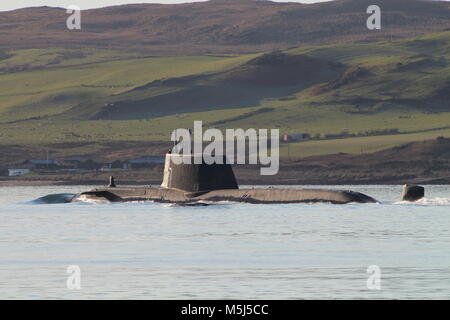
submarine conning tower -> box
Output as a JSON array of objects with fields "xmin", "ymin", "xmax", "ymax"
[{"xmin": 161, "ymin": 153, "xmax": 239, "ymax": 193}]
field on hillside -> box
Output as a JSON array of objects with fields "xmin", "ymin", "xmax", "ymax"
[
  {"xmin": 0, "ymin": 50, "xmax": 255, "ymax": 121},
  {"xmin": 1, "ymin": 31, "xmax": 450, "ymax": 161}
]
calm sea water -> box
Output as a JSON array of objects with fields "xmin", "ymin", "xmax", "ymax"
[{"xmin": 0, "ymin": 185, "xmax": 449, "ymax": 300}]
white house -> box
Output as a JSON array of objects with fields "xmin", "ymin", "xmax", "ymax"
[{"xmin": 8, "ymin": 169, "xmax": 31, "ymax": 177}]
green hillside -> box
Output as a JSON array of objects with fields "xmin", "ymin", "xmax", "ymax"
[
  {"xmin": 1, "ymin": 31, "xmax": 450, "ymax": 159},
  {"xmin": 0, "ymin": 50, "xmax": 254, "ymax": 121}
]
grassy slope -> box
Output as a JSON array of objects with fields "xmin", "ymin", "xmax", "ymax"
[
  {"xmin": 1, "ymin": 31, "xmax": 450, "ymax": 159},
  {"xmin": 0, "ymin": 50, "xmax": 255, "ymax": 120}
]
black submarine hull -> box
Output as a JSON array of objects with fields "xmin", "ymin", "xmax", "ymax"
[
  {"xmin": 75, "ymin": 187, "xmax": 378, "ymax": 204},
  {"xmin": 75, "ymin": 153, "xmax": 378, "ymax": 204}
]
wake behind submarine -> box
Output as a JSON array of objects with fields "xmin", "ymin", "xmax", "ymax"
[{"xmin": 74, "ymin": 153, "xmax": 378, "ymax": 204}]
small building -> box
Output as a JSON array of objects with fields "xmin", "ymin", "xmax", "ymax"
[
  {"xmin": 64, "ymin": 155, "xmax": 92, "ymax": 165},
  {"xmin": 125, "ymin": 156, "xmax": 165, "ymax": 169},
  {"xmin": 8, "ymin": 169, "xmax": 31, "ymax": 177},
  {"xmin": 63, "ymin": 155, "xmax": 99, "ymax": 170},
  {"xmin": 282, "ymin": 133, "xmax": 310, "ymax": 142}
]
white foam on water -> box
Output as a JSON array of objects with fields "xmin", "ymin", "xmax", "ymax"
[
  {"xmin": 395, "ymin": 197, "xmax": 450, "ymax": 206},
  {"xmin": 73, "ymin": 194, "xmax": 111, "ymax": 204}
]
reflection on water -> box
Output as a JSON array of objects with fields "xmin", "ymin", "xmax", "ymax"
[{"xmin": 0, "ymin": 185, "xmax": 449, "ymax": 299}]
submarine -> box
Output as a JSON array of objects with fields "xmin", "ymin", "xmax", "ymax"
[{"xmin": 74, "ymin": 153, "xmax": 378, "ymax": 204}]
